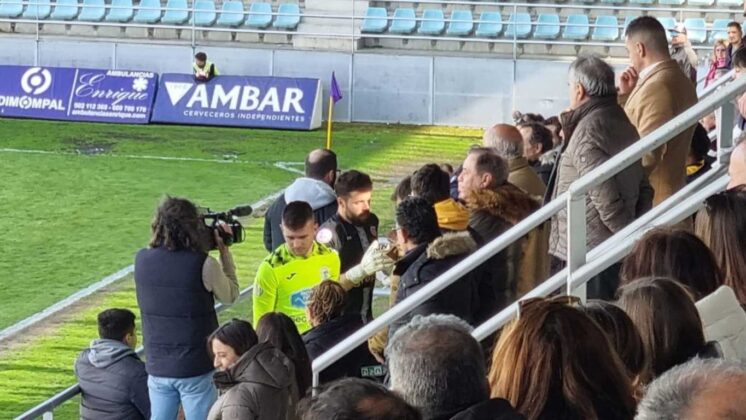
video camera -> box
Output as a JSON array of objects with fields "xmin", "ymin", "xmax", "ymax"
[{"xmin": 200, "ymin": 204, "xmax": 253, "ymax": 250}]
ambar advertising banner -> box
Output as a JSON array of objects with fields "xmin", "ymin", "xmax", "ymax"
[
  {"xmin": 0, "ymin": 65, "xmax": 157, "ymax": 124},
  {"xmin": 151, "ymin": 74, "xmax": 323, "ymax": 130}
]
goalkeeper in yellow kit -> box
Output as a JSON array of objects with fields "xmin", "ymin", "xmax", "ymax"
[{"xmin": 253, "ymin": 201, "xmax": 394, "ymax": 333}]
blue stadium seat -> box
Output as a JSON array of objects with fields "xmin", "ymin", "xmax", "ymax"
[
  {"xmin": 688, "ymin": 0, "xmax": 714, "ymax": 6},
  {"xmin": 361, "ymin": 7, "xmax": 387, "ymax": 33},
  {"xmin": 105, "ymin": 0, "xmax": 133, "ymax": 22},
  {"xmin": 216, "ymin": 0, "xmax": 243, "ymax": 27},
  {"xmin": 0, "ymin": 0, "xmax": 23, "ymax": 17},
  {"xmin": 191, "ymin": 0, "xmax": 216, "ymax": 26},
  {"xmin": 246, "ymin": 2, "xmax": 271, "ymax": 28},
  {"xmin": 628, "ymin": 0, "xmax": 653, "ymax": 5},
  {"xmin": 504, "ymin": 12, "xmax": 531, "ymax": 39},
  {"xmin": 684, "ymin": 18, "xmax": 707, "ymax": 44},
  {"xmin": 591, "ymin": 15, "xmax": 619, "ymax": 41},
  {"xmin": 475, "ymin": 11, "xmax": 502, "ymax": 38},
  {"xmin": 77, "ymin": 0, "xmax": 106, "ymax": 21},
  {"xmin": 50, "ymin": 0, "xmax": 78, "ymax": 19},
  {"xmin": 710, "ymin": 19, "xmax": 729, "ymax": 42},
  {"xmin": 160, "ymin": 0, "xmax": 187, "ymax": 23},
  {"xmin": 446, "ymin": 10, "xmax": 473, "ymax": 36},
  {"xmin": 718, "ymin": 0, "xmax": 742, "ymax": 7},
  {"xmin": 534, "ymin": 13, "xmax": 560, "ymax": 40},
  {"xmin": 389, "ymin": 8, "xmax": 416, "ymax": 34},
  {"xmin": 563, "ymin": 14, "xmax": 589, "ymax": 40},
  {"xmin": 22, "ymin": 0, "xmax": 52, "ymax": 19},
  {"xmin": 273, "ymin": 3, "xmax": 299, "ymax": 30},
  {"xmin": 132, "ymin": 0, "xmax": 161, "ymax": 23},
  {"xmin": 659, "ymin": 0, "xmax": 684, "ymax": 5},
  {"xmin": 657, "ymin": 17, "xmax": 676, "ymax": 41},
  {"xmin": 418, "ymin": 8, "xmax": 444, "ymax": 35},
  {"xmin": 600, "ymin": 0, "xmax": 625, "ymax": 4}
]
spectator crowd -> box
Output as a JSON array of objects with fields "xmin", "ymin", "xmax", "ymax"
[{"xmin": 71, "ymin": 16, "xmax": 746, "ymax": 420}]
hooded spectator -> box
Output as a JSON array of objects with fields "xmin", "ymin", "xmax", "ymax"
[
  {"xmin": 264, "ymin": 149, "xmax": 339, "ymax": 252},
  {"xmin": 488, "ymin": 297, "xmax": 636, "ymax": 420},
  {"xmin": 302, "ymin": 281, "xmax": 383, "ymax": 383},
  {"xmin": 458, "ymin": 148, "xmax": 540, "ymax": 319},
  {"xmin": 620, "ymin": 227, "xmax": 724, "ymax": 300},
  {"xmin": 549, "ymin": 54, "xmax": 652, "ymax": 299},
  {"xmin": 207, "ymin": 319, "xmax": 298, "ymax": 420},
  {"xmin": 411, "ymin": 163, "xmax": 470, "ymax": 231},
  {"xmin": 388, "ymin": 314, "xmax": 524, "ymax": 420},
  {"xmin": 387, "ymin": 198, "xmax": 477, "ymax": 338},
  {"xmin": 619, "ymin": 17, "xmax": 698, "ymax": 206},
  {"xmin": 298, "ymin": 378, "xmax": 421, "ymax": 420},
  {"xmin": 617, "ymin": 277, "xmax": 719, "ymax": 378},
  {"xmin": 75, "ymin": 309, "xmax": 150, "ymax": 420},
  {"xmin": 256, "ymin": 312, "xmax": 313, "ymax": 398}
]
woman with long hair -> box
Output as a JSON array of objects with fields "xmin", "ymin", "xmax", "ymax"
[
  {"xmin": 695, "ymin": 188, "xmax": 746, "ymax": 304},
  {"xmin": 617, "ymin": 277, "xmax": 715, "ymax": 378},
  {"xmin": 207, "ymin": 319, "xmax": 298, "ymax": 420},
  {"xmin": 619, "ymin": 227, "xmax": 724, "ymax": 300},
  {"xmin": 488, "ymin": 297, "xmax": 636, "ymax": 420},
  {"xmin": 256, "ymin": 312, "xmax": 313, "ymax": 398},
  {"xmin": 705, "ymin": 39, "xmax": 730, "ymax": 87}
]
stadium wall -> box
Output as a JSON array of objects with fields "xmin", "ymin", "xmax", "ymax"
[{"xmin": 1, "ymin": 37, "xmax": 610, "ymax": 126}]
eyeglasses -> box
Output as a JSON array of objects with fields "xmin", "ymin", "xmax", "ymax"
[
  {"xmin": 716, "ymin": 48, "xmax": 727, "ymax": 52},
  {"xmin": 516, "ymin": 294, "xmax": 581, "ymax": 318}
]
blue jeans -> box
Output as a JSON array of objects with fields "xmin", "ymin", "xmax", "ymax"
[{"xmin": 148, "ymin": 372, "xmax": 217, "ymax": 420}]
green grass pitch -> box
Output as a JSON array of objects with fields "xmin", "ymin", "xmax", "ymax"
[{"xmin": 0, "ymin": 117, "xmax": 479, "ymax": 418}]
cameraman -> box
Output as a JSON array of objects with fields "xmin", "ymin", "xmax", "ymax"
[{"xmin": 134, "ymin": 197, "xmax": 238, "ymax": 420}]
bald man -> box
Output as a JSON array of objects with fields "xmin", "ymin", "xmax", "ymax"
[
  {"xmin": 729, "ymin": 141, "xmax": 746, "ymax": 189},
  {"xmin": 483, "ymin": 124, "xmax": 550, "ymax": 296},
  {"xmin": 618, "ymin": 17, "xmax": 698, "ymax": 207},
  {"xmin": 483, "ymin": 124, "xmax": 546, "ymax": 198}
]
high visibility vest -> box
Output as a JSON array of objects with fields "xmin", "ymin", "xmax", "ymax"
[{"xmin": 193, "ymin": 60, "xmax": 218, "ymax": 77}]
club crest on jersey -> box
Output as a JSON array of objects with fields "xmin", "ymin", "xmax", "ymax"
[
  {"xmin": 321, "ymin": 266, "xmax": 331, "ymax": 280},
  {"xmin": 316, "ymin": 228, "xmax": 333, "ymax": 244},
  {"xmin": 290, "ymin": 289, "xmax": 312, "ymax": 308}
]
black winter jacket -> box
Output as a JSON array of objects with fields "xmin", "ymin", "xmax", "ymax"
[
  {"xmin": 302, "ymin": 314, "xmax": 383, "ymax": 384},
  {"xmin": 432, "ymin": 398, "xmax": 526, "ymax": 420},
  {"xmin": 388, "ymin": 232, "xmax": 478, "ymax": 339},
  {"xmin": 74, "ymin": 339, "xmax": 150, "ymax": 420}
]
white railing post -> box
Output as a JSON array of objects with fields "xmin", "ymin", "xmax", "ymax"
[
  {"xmin": 566, "ymin": 192, "xmax": 587, "ymax": 301},
  {"xmin": 718, "ymin": 100, "xmax": 735, "ymax": 166}
]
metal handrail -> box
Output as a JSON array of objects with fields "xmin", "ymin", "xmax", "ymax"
[
  {"xmin": 700, "ymin": 69, "xmax": 736, "ymax": 98},
  {"xmin": 310, "ymin": 72, "xmax": 746, "ymax": 386},
  {"xmin": 14, "ymin": 285, "xmax": 255, "ymax": 420}
]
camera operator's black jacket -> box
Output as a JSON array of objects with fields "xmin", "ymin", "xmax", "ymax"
[
  {"xmin": 263, "ymin": 178, "xmax": 338, "ymax": 252},
  {"xmin": 317, "ymin": 213, "xmax": 380, "ymax": 324},
  {"xmin": 388, "ymin": 231, "xmax": 478, "ymax": 340}
]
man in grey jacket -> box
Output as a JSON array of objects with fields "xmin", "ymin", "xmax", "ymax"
[
  {"xmin": 549, "ymin": 55, "xmax": 653, "ymax": 299},
  {"xmin": 74, "ymin": 308, "xmax": 150, "ymax": 420}
]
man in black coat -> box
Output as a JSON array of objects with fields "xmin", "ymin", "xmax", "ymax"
[
  {"xmin": 316, "ymin": 170, "xmax": 380, "ymax": 323},
  {"xmin": 263, "ymin": 149, "xmax": 339, "ymax": 252},
  {"xmin": 74, "ymin": 309, "xmax": 150, "ymax": 420},
  {"xmin": 387, "ymin": 197, "xmax": 477, "ymax": 339}
]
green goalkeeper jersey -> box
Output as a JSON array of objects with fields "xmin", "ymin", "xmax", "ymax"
[{"xmin": 252, "ymin": 241, "xmax": 341, "ymax": 333}]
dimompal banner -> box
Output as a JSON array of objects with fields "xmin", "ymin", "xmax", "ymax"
[
  {"xmin": 0, "ymin": 65, "xmax": 157, "ymax": 124},
  {"xmin": 151, "ymin": 74, "xmax": 323, "ymax": 130}
]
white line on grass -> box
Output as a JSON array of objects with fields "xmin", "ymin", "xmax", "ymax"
[
  {"xmin": 0, "ymin": 167, "xmax": 298, "ymax": 343},
  {"xmin": 0, "ymin": 147, "xmax": 272, "ymax": 165}
]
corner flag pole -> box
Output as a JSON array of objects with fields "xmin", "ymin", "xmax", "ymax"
[{"xmin": 326, "ymin": 95, "xmax": 334, "ymax": 150}]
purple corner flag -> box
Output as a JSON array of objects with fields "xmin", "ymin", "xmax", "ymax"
[{"xmin": 330, "ymin": 72, "xmax": 343, "ymax": 103}]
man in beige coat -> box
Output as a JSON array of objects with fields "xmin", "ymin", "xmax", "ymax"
[{"xmin": 618, "ymin": 16, "xmax": 698, "ymax": 206}]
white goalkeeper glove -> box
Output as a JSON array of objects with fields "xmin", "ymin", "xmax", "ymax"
[{"xmin": 344, "ymin": 240, "xmax": 396, "ymax": 286}]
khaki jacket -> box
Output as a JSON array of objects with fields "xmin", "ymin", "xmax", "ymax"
[
  {"xmin": 508, "ymin": 157, "xmax": 546, "ymax": 199},
  {"xmin": 621, "ymin": 59, "xmax": 698, "ymax": 206}
]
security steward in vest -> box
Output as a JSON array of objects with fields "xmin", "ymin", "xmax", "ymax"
[
  {"xmin": 193, "ymin": 52, "xmax": 219, "ymax": 82},
  {"xmin": 317, "ymin": 170, "xmax": 385, "ymax": 324}
]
